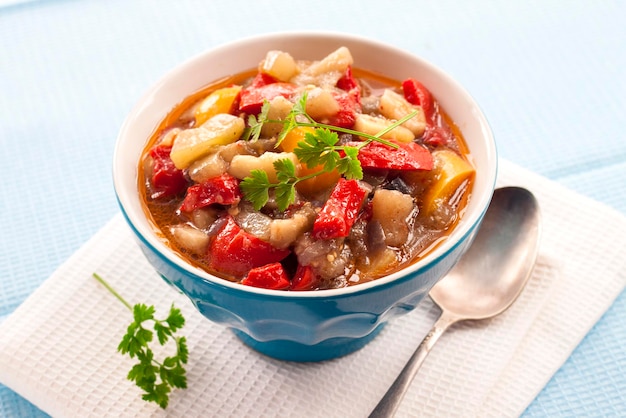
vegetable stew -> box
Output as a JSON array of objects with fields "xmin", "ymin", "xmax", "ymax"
[{"xmin": 140, "ymin": 47, "xmax": 475, "ymax": 290}]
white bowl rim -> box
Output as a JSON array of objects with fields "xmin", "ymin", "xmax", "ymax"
[{"xmin": 113, "ymin": 30, "xmax": 498, "ymax": 298}]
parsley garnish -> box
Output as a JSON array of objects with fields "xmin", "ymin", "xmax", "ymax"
[
  {"xmin": 240, "ymin": 92, "xmax": 418, "ymax": 211},
  {"xmin": 92, "ymin": 273, "xmax": 188, "ymax": 409}
]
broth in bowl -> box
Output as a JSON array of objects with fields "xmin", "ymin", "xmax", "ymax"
[{"xmin": 140, "ymin": 47, "xmax": 475, "ymax": 291}]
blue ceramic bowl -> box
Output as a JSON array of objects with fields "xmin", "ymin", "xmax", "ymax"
[{"xmin": 113, "ymin": 32, "xmax": 497, "ymax": 362}]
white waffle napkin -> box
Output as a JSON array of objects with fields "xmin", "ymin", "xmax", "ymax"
[{"xmin": 1, "ymin": 159, "xmax": 625, "ymax": 418}]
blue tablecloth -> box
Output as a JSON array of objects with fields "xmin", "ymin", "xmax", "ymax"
[{"xmin": 1, "ymin": 1, "xmax": 624, "ymax": 416}]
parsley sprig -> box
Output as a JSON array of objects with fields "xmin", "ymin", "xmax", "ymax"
[
  {"xmin": 92, "ymin": 273, "xmax": 188, "ymax": 409},
  {"xmin": 240, "ymin": 93, "xmax": 418, "ymax": 211}
]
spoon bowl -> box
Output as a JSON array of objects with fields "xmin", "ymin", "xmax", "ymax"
[
  {"xmin": 430, "ymin": 186, "xmax": 541, "ymax": 320},
  {"xmin": 369, "ymin": 186, "xmax": 541, "ymax": 417}
]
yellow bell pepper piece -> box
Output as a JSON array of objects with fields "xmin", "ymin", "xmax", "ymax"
[
  {"xmin": 278, "ymin": 126, "xmax": 313, "ymax": 153},
  {"xmin": 279, "ymin": 127, "xmax": 340, "ymax": 197},
  {"xmin": 422, "ymin": 149, "xmax": 475, "ymax": 217},
  {"xmin": 194, "ymin": 86, "xmax": 242, "ymax": 126}
]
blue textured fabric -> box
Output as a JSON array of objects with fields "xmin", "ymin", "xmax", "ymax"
[{"xmin": 1, "ymin": 0, "xmax": 624, "ymax": 416}]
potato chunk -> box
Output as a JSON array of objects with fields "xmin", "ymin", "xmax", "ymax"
[
  {"xmin": 260, "ymin": 96, "xmax": 294, "ymax": 138},
  {"xmin": 379, "ymin": 89, "xmax": 426, "ymax": 137},
  {"xmin": 260, "ymin": 50, "xmax": 298, "ymax": 81},
  {"xmin": 188, "ymin": 152, "xmax": 228, "ymax": 183},
  {"xmin": 170, "ymin": 225, "xmax": 210, "ymax": 255},
  {"xmin": 371, "ymin": 188, "xmax": 415, "ymax": 247},
  {"xmin": 353, "ymin": 114, "xmax": 415, "ymax": 143},
  {"xmin": 228, "ymin": 152, "xmax": 299, "ymax": 183},
  {"xmin": 170, "ymin": 113, "xmax": 245, "ymax": 169},
  {"xmin": 304, "ymin": 87, "xmax": 340, "ymax": 120},
  {"xmin": 303, "ymin": 46, "xmax": 353, "ymax": 76}
]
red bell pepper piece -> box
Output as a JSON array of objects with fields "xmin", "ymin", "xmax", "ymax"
[
  {"xmin": 209, "ymin": 216, "xmax": 291, "ymax": 277},
  {"xmin": 312, "ymin": 178, "xmax": 367, "ymax": 240},
  {"xmin": 349, "ymin": 140, "xmax": 433, "ymax": 171},
  {"xmin": 422, "ymin": 124, "xmax": 454, "ymax": 147},
  {"xmin": 402, "ymin": 78, "xmax": 434, "ymax": 120},
  {"xmin": 336, "ymin": 65, "xmax": 359, "ymax": 92},
  {"xmin": 249, "ymin": 72, "xmax": 277, "ymax": 88},
  {"xmin": 242, "ymin": 262, "xmax": 291, "ymax": 290},
  {"xmin": 148, "ymin": 145, "xmax": 188, "ymax": 199},
  {"xmin": 290, "ymin": 264, "xmax": 320, "ymax": 291},
  {"xmin": 239, "ymin": 82, "xmax": 298, "ymax": 114},
  {"xmin": 180, "ymin": 173, "xmax": 241, "ymax": 212},
  {"xmin": 326, "ymin": 89, "xmax": 361, "ymax": 128}
]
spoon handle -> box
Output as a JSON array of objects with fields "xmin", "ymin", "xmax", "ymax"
[{"xmin": 368, "ymin": 312, "xmax": 457, "ymax": 418}]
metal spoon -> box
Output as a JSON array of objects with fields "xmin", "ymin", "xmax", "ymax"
[{"xmin": 369, "ymin": 186, "xmax": 541, "ymax": 417}]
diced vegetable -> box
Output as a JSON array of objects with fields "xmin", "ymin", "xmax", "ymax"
[
  {"xmin": 371, "ymin": 189, "xmax": 414, "ymax": 247},
  {"xmin": 194, "ymin": 86, "xmax": 242, "ymax": 126},
  {"xmin": 260, "ymin": 96, "xmax": 294, "ymax": 138},
  {"xmin": 188, "ymin": 207, "xmax": 218, "ymax": 229},
  {"xmin": 336, "ymin": 65, "xmax": 359, "ymax": 92},
  {"xmin": 242, "ymin": 262, "xmax": 291, "ymax": 290},
  {"xmin": 209, "ymin": 216, "xmax": 290, "ymax": 276},
  {"xmin": 378, "ymin": 89, "xmax": 426, "ymax": 137},
  {"xmin": 360, "ymin": 248, "xmax": 398, "ymax": 277},
  {"xmin": 422, "ymin": 124, "xmax": 453, "ymax": 147},
  {"xmin": 312, "ymin": 178, "xmax": 367, "ymax": 240},
  {"xmin": 180, "ymin": 173, "xmax": 241, "ymax": 212},
  {"xmin": 249, "ymin": 72, "xmax": 277, "ymax": 88},
  {"xmin": 158, "ymin": 128, "xmax": 180, "ymax": 147},
  {"xmin": 269, "ymin": 206, "xmax": 316, "ymax": 249},
  {"xmin": 260, "ymin": 50, "xmax": 298, "ymax": 82},
  {"xmin": 290, "ymin": 264, "xmax": 320, "ymax": 291},
  {"xmin": 170, "ymin": 225, "xmax": 210, "ymax": 255},
  {"xmin": 421, "ymin": 149, "xmax": 475, "ymax": 217},
  {"xmin": 353, "ymin": 114, "xmax": 415, "ymax": 143},
  {"xmin": 239, "ymin": 82, "xmax": 298, "ymax": 114},
  {"xmin": 304, "ymin": 87, "xmax": 340, "ymax": 120},
  {"xmin": 170, "ymin": 113, "xmax": 245, "ymax": 169},
  {"xmin": 348, "ymin": 140, "xmax": 433, "ymax": 171},
  {"xmin": 402, "ymin": 78, "xmax": 434, "ymax": 119},
  {"xmin": 188, "ymin": 152, "xmax": 228, "ymax": 184},
  {"xmin": 302, "ymin": 46, "xmax": 353, "ymax": 77},
  {"xmin": 229, "ymin": 152, "xmax": 299, "ymax": 183},
  {"xmin": 326, "ymin": 89, "xmax": 360, "ymax": 128},
  {"xmin": 279, "ymin": 127, "xmax": 340, "ymax": 196},
  {"xmin": 148, "ymin": 145, "xmax": 188, "ymax": 199}
]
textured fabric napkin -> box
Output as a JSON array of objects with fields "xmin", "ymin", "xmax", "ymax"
[{"xmin": 0, "ymin": 159, "xmax": 625, "ymax": 418}]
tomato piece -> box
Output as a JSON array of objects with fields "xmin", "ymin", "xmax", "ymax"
[
  {"xmin": 402, "ymin": 78, "xmax": 434, "ymax": 120},
  {"xmin": 242, "ymin": 262, "xmax": 291, "ymax": 290},
  {"xmin": 180, "ymin": 173, "xmax": 241, "ymax": 212},
  {"xmin": 312, "ymin": 178, "xmax": 367, "ymax": 240},
  {"xmin": 290, "ymin": 264, "xmax": 320, "ymax": 291},
  {"xmin": 239, "ymin": 82, "xmax": 297, "ymax": 114},
  {"xmin": 349, "ymin": 140, "xmax": 433, "ymax": 171},
  {"xmin": 148, "ymin": 145, "xmax": 188, "ymax": 199},
  {"xmin": 209, "ymin": 216, "xmax": 291, "ymax": 277}
]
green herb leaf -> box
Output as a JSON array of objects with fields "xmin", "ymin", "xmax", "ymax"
[
  {"xmin": 242, "ymin": 101, "xmax": 270, "ymax": 141},
  {"xmin": 239, "ymin": 169, "xmax": 272, "ymax": 211},
  {"xmin": 240, "ymin": 93, "xmax": 419, "ymax": 212},
  {"xmin": 275, "ymin": 182, "xmax": 296, "ymax": 211},
  {"xmin": 336, "ymin": 146, "xmax": 363, "ymax": 179},
  {"xmin": 92, "ymin": 273, "xmax": 188, "ymax": 410}
]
